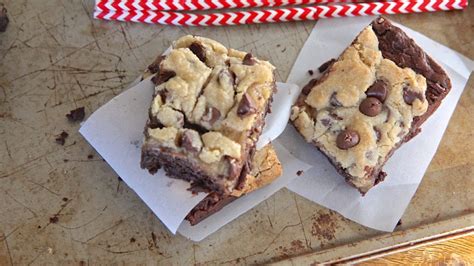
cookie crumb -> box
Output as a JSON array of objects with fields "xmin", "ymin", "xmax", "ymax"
[
  {"xmin": 62, "ymin": 197, "xmax": 68, "ymax": 202},
  {"xmin": 66, "ymin": 107, "xmax": 85, "ymax": 122},
  {"xmin": 296, "ymin": 170, "xmax": 304, "ymax": 176},
  {"xmin": 130, "ymin": 237, "xmax": 136, "ymax": 243},
  {"xmin": 55, "ymin": 131, "xmax": 69, "ymax": 145},
  {"xmin": 63, "ymin": 159, "xmax": 69, "ymax": 162},
  {"xmin": 396, "ymin": 219, "xmax": 402, "ymax": 227},
  {"xmin": 87, "ymin": 154, "xmax": 94, "ymax": 159},
  {"xmin": 308, "ymin": 70, "xmax": 314, "ymax": 75}
]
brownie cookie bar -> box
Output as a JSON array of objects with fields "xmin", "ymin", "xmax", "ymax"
[
  {"xmin": 141, "ymin": 35, "xmax": 277, "ymax": 195},
  {"xmin": 186, "ymin": 143, "xmax": 282, "ymax": 225},
  {"xmin": 290, "ymin": 17, "xmax": 451, "ymax": 194}
]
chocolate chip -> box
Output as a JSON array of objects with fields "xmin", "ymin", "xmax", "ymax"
[
  {"xmin": 242, "ymin": 53, "xmax": 256, "ymax": 66},
  {"xmin": 318, "ymin": 58, "xmax": 336, "ymax": 73},
  {"xmin": 147, "ymin": 55, "xmax": 165, "ymax": 74},
  {"xmin": 189, "ymin": 42, "xmax": 206, "ymax": 62},
  {"xmin": 329, "ymin": 92, "xmax": 342, "ymax": 107},
  {"xmin": 403, "ymin": 87, "xmax": 423, "ymax": 105},
  {"xmin": 237, "ymin": 93, "xmax": 256, "ymax": 117},
  {"xmin": 66, "ymin": 107, "xmax": 85, "ymax": 122},
  {"xmin": 55, "ymin": 131, "xmax": 69, "ymax": 145},
  {"xmin": 152, "ymin": 70, "xmax": 176, "ymax": 85},
  {"xmin": 0, "ymin": 6, "xmax": 8, "ymax": 32},
  {"xmin": 201, "ymin": 107, "xmax": 221, "ymax": 125},
  {"xmin": 321, "ymin": 118, "xmax": 331, "ymax": 127},
  {"xmin": 336, "ymin": 129, "xmax": 360, "ymax": 150},
  {"xmin": 366, "ymin": 80, "xmax": 388, "ymax": 102},
  {"xmin": 359, "ymin": 97, "xmax": 382, "ymax": 117},
  {"xmin": 180, "ymin": 131, "xmax": 199, "ymax": 153}
]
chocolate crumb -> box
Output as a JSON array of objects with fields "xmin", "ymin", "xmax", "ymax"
[
  {"xmin": 63, "ymin": 159, "xmax": 69, "ymax": 162},
  {"xmin": 62, "ymin": 197, "xmax": 68, "ymax": 202},
  {"xmin": 237, "ymin": 93, "xmax": 256, "ymax": 117},
  {"xmin": 87, "ymin": 154, "xmax": 94, "ymax": 159},
  {"xmin": 243, "ymin": 53, "xmax": 256, "ymax": 66},
  {"xmin": 49, "ymin": 216, "xmax": 59, "ymax": 224},
  {"xmin": 37, "ymin": 225, "xmax": 41, "ymax": 229},
  {"xmin": 66, "ymin": 107, "xmax": 85, "ymax": 122},
  {"xmin": 396, "ymin": 219, "xmax": 402, "ymax": 226},
  {"xmin": 118, "ymin": 176, "xmax": 123, "ymax": 182},
  {"xmin": 0, "ymin": 6, "xmax": 8, "ymax": 32},
  {"xmin": 130, "ymin": 237, "xmax": 136, "ymax": 243},
  {"xmin": 55, "ymin": 131, "xmax": 69, "ymax": 145},
  {"xmin": 296, "ymin": 170, "xmax": 304, "ymax": 176},
  {"xmin": 152, "ymin": 70, "xmax": 176, "ymax": 85},
  {"xmin": 308, "ymin": 70, "xmax": 314, "ymax": 75}
]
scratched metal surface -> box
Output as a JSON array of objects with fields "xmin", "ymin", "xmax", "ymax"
[{"xmin": 0, "ymin": 0, "xmax": 473, "ymax": 264}]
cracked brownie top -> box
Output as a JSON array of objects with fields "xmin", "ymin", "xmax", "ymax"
[{"xmin": 141, "ymin": 35, "xmax": 276, "ymax": 194}]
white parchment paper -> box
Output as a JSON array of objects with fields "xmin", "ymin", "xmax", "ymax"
[
  {"xmin": 79, "ymin": 78, "xmax": 311, "ymax": 241},
  {"xmin": 285, "ymin": 16, "xmax": 474, "ymax": 232}
]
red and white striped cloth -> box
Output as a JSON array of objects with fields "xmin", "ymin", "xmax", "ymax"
[
  {"xmin": 96, "ymin": 0, "xmax": 364, "ymax": 11},
  {"xmin": 94, "ymin": 0, "xmax": 468, "ymax": 26}
]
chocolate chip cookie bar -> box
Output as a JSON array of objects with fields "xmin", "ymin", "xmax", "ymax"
[
  {"xmin": 186, "ymin": 143, "xmax": 282, "ymax": 225},
  {"xmin": 141, "ymin": 35, "xmax": 277, "ymax": 195},
  {"xmin": 290, "ymin": 17, "xmax": 451, "ymax": 194}
]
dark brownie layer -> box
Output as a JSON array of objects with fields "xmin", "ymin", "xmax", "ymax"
[
  {"xmin": 141, "ymin": 95, "xmax": 273, "ymax": 194},
  {"xmin": 185, "ymin": 193, "xmax": 237, "ymax": 225},
  {"xmin": 372, "ymin": 17, "xmax": 452, "ymax": 130},
  {"xmin": 141, "ymin": 145, "xmax": 226, "ymax": 193}
]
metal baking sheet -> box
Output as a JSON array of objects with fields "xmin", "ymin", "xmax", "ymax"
[{"xmin": 0, "ymin": 0, "xmax": 473, "ymax": 264}]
